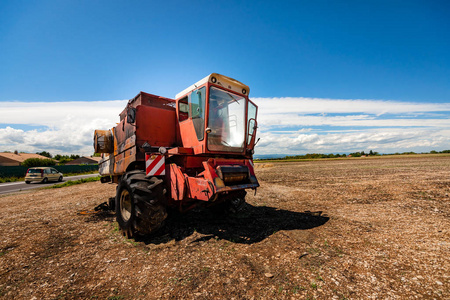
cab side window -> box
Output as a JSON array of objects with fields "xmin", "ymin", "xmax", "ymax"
[
  {"xmin": 178, "ymin": 97, "xmax": 188, "ymax": 122},
  {"xmin": 189, "ymin": 87, "xmax": 206, "ymax": 140}
]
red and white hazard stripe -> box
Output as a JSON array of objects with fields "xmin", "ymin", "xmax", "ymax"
[{"xmin": 145, "ymin": 154, "xmax": 165, "ymax": 176}]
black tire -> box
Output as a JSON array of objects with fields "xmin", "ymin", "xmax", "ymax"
[
  {"xmin": 42, "ymin": 177, "xmax": 48, "ymax": 183},
  {"xmin": 25, "ymin": 181, "xmax": 30, "ymax": 184},
  {"xmin": 108, "ymin": 197, "xmax": 116, "ymax": 211},
  {"xmin": 58, "ymin": 176, "xmax": 63, "ymax": 182},
  {"xmin": 211, "ymin": 190, "xmax": 247, "ymax": 215},
  {"xmin": 115, "ymin": 171, "xmax": 167, "ymax": 239}
]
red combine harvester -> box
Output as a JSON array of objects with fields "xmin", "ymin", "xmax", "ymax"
[{"xmin": 94, "ymin": 73, "xmax": 259, "ymax": 238}]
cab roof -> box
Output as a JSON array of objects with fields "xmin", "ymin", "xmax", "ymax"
[{"xmin": 175, "ymin": 73, "xmax": 250, "ymax": 99}]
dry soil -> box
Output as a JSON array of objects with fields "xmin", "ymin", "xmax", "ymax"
[{"xmin": 0, "ymin": 155, "xmax": 449, "ymax": 299}]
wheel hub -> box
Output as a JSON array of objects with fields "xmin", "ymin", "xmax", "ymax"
[{"xmin": 120, "ymin": 189, "xmax": 132, "ymax": 221}]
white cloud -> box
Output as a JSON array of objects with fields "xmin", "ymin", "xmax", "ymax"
[
  {"xmin": 259, "ymin": 113, "xmax": 449, "ymax": 129},
  {"xmin": 252, "ymin": 97, "xmax": 450, "ymax": 115},
  {"xmin": 0, "ymin": 97, "xmax": 449, "ymax": 156},
  {"xmin": 0, "ymin": 127, "xmax": 26, "ymax": 144},
  {"xmin": 255, "ymin": 129, "xmax": 450, "ymax": 155},
  {"xmin": 246, "ymin": 97, "xmax": 450, "ymax": 155},
  {"xmin": 0, "ymin": 100, "xmax": 127, "ymax": 155},
  {"xmin": 0, "ymin": 100, "xmax": 127, "ymax": 127}
]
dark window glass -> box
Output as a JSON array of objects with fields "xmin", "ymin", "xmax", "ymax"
[
  {"xmin": 178, "ymin": 97, "xmax": 188, "ymax": 122},
  {"xmin": 189, "ymin": 87, "xmax": 206, "ymax": 140}
]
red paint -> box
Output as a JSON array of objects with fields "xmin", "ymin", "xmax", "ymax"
[{"xmin": 96, "ymin": 74, "xmax": 259, "ymax": 213}]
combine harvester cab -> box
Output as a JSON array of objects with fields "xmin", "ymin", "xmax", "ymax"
[{"xmin": 94, "ymin": 73, "xmax": 259, "ymax": 238}]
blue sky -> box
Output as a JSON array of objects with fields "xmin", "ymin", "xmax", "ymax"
[{"xmin": 0, "ymin": 1, "xmax": 449, "ymax": 155}]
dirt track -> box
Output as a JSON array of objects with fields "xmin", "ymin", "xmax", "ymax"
[{"xmin": 0, "ymin": 155, "xmax": 449, "ymax": 299}]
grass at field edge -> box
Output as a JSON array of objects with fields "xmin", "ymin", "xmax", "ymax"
[{"xmin": 44, "ymin": 176, "xmax": 101, "ymax": 189}]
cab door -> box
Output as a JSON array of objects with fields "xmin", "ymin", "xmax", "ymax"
[
  {"xmin": 177, "ymin": 86, "xmax": 207, "ymax": 154},
  {"xmin": 246, "ymin": 99, "xmax": 258, "ymax": 150}
]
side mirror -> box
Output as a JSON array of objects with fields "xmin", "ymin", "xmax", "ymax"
[
  {"xmin": 246, "ymin": 118, "xmax": 258, "ymax": 150},
  {"xmin": 127, "ymin": 108, "xmax": 136, "ymax": 124}
]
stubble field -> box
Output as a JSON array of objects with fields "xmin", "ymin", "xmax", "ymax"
[{"xmin": 0, "ymin": 155, "xmax": 449, "ymax": 299}]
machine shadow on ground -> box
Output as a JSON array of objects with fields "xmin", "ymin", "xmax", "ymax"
[
  {"xmin": 139, "ymin": 203, "xmax": 329, "ymax": 245},
  {"xmin": 84, "ymin": 202, "xmax": 329, "ymax": 245}
]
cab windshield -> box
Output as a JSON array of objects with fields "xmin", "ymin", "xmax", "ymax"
[{"xmin": 207, "ymin": 86, "xmax": 246, "ymax": 152}]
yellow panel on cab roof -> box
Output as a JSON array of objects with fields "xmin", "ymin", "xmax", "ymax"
[{"xmin": 175, "ymin": 73, "xmax": 250, "ymax": 100}]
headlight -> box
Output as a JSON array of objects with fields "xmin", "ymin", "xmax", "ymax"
[
  {"xmin": 214, "ymin": 177, "xmax": 225, "ymax": 188},
  {"xmin": 159, "ymin": 147, "xmax": 167, "ymax": 154}
]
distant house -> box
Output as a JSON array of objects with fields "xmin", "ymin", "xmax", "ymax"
[
  {"xmin": 0, "ymin": 152, "xmax": 51, "ymax": 166},
  {"xmin": 64, "ymin": 156, "xmax": 102, "ymax": 165}
]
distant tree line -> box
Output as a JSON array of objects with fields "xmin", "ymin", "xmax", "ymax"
[
  {"xmin": 386, "ymin": 150, "xmax": 450, "ymax": 155},
  {"xmin": 257, "ymin": 150, "xmax": 450, "ymax": 161},
  {"xmin": 281, "ymin": 153, "xmax": 348, "ymax": 160},
  {"xmin": 36, "ymin": 152, "xmax": 81, "ymax": 165},
  {"xmin": 18, "ymin": 152, "xmax": 85, "ymax": 167},
  {"xmin": 348, "ymin": 150, "xmax": 380, "ymax": 157},
  {"xmin": 22, "ymin": 158, "xmax": 56, "ymax": 168}
]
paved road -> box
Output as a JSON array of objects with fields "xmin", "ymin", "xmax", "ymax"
[{"xmin": 0, "ymin": 174, "xmax": 100, "ymax": 195}]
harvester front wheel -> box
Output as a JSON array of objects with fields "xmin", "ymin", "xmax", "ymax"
[
  {"xmin": 115, "ymin": 171, "xmax": 167, "ymax": 239},
  {"xmin": 212, "ymin": 190, "xmax": 247, "ymax": 215}
]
